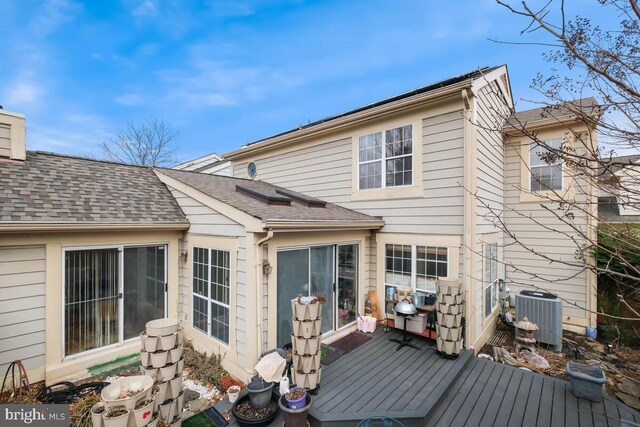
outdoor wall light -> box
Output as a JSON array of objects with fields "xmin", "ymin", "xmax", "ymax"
[
  {"xmin": 179, "ymin": 251, "xmax": 188, "ymax": 263},
  {"xmin": 262, "ymin": 260, "xmax": 273, "ymax": 275}
]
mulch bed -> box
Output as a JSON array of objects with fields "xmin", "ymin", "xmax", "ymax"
[{"xmin": 235, "ymin": 400, "xmax": 278, "ymax": 419}]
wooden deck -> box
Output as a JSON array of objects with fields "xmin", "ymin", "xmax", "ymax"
[{"xmin": 215, "ymin": 328, "xmax": 640, "ymax": 427}]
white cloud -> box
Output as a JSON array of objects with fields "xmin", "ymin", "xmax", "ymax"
[
  {"xmin": 132, "ymin": 0, "xmax": 158, "ymax": 17},
  {"xmin": 114, "ymin": 94, "xmax": 145, "ymax": 106},
  {"xmin": 29, "ymin": 0, "xmax": 82, "ymax": 37},
  {"xmin": 3, "ymin": 82, "xmax": 43, "ymax": 108}
]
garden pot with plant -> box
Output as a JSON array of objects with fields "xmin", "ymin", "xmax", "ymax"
[
  {"xmin": 169, "ymin": 414, "xmax": 183, "ymax": 427},
  {"xmin": 133, "ymin": 397, "xmax": 155, "ymax": 427},
  {"xmin": 176, "ymin": 390, "xmax": 184, "ymax": 413},
  {"xmin": 91, "ymin": 402, "xmax": 106, "ymax": 427},
  {"xmin": 146, "ymin": 411, "xmax": 160, "ymax": 427},
  {"xmin": 278, "ymin": 393, "xmax": 311, "ymax": 427},
  {"xmin": 159, "ymin": 398, "xmax": 176, "ymax": 422},
  {"xmin": 160, "ymin": 333, "xmax": 177, "ymax": 351},
  {"xmin": 227, "ymin": 385, "xmax": 241, "ymax": 403},
  {"xmin": 284, "ymin": 387, "xmax": 306, "ymax": 409},
  {"xmin": 292, "ymin": 368, "xmax": 322, "ymax": 390},
  {"xmin": 168, "ymin": 375, "xmax": 182, "ymax": 399},
  {"xmin": 169, "ymin": 346, "xmax": 183, "ymax": 364},
  {"xmin": 154, "ymin": 382, "xmax": 168, "ymax": 406},
  {"xmin": 176, "ymin": 357, "xmax": 184, "ymax": 374},
  {"xmin": 150, "ymin": 351, "xmax": 168, "ymax": 368},
  {"xmin": 102, "ymin": 408, "xmax": 130, "ymax": 427},
  {"xmin": 246, "ymin": 377, "xmax": 274, "ymax": 409},
  {"xmin": 141, "ymin": 333, "xmax": 159, "ymax": 352},
  {"xmin": 159, "ymin": 362, "xmax": 176, "ymax": 381},
  {"xmin": 140, "ymin": 350, "xmax": 151, "ymax": 367}
]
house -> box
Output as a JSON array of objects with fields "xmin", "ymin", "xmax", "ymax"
[
  {"xmin": 222, "ymin": 65, "xmax": 598, "ymax": 352},
  {"xmin": 0, "ymin": 65, "xmax": 599, "ymax": 387},
  {"xmin": 173, "ymin": 152, "xmax": 231, "ymax": 176}
]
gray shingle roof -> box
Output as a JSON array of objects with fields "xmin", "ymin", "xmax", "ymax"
[
  {"xmin": 157, "ymin": 168, "xmax": 384, "ymax": 226},
  {"xmin": 508, "ymin": 97, "xmax": 599, "ymax": 128},
  {"xmin": 0, "ymin": 151, "xmax": 188, "ymax": 227}
]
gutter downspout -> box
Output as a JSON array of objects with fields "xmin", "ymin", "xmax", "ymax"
[
  {"xmin": 462, "ymin": 88, "xmax": 476, "ymax": 350},
  {"xmin": 255, "ymin": 229, "xmax": 274, "ymax": 357}
]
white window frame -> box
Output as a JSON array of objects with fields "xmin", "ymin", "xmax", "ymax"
[
  {"xmin": 530, "ymin": 138, "xmax": 563, "ymax": 192},
  {"xmin": 357, "ymin": 124, "xmax": 413, "ymax": 190},
  {"xmin": 192, "ymin": 247, "xmax": 231, "ymax": 347},
  {"xmin": 61, "ymin": 243, "xmax": 168, "ymax": 360},
  {"xmin": 383, "ymin": 244, "xmax": 449, "ymax": 293},
  {"xmin": 484, "ymin": 242, "xmax": 498, "ymax": 318}
]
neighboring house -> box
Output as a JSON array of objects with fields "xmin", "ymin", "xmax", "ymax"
[
  {"xmin": 173, "ymin": 152, "xmax": 231, "ymax": 176},
  {"xmin": 598, "ymin": 155, "xmax": 640, "ymax": 223},
  {"xmin": 0, "ymin": 65, "xmax": 600, "ymax": 386},
  {"xmin": 224, "ymin": 65, "xmax": 598, "ymax": 350}
]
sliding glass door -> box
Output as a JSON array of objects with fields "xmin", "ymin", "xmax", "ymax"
[
  {"xmin": 64, "ymin": 245, "xmax": 167, "ymax": 356},
  {"xmin": 277, "ymin": 244, "xmax": 358, "ymax": 347}
]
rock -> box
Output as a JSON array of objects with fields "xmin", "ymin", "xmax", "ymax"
[
  {"xmin": 520, "ymin": 350, "xmax": 550, "ymax": 370},
  {"xmin": 615, "ymin": 391, "xmax": 640, "ymax": 411},
  {"xmin": 188, "ymin": 398, "xmax": 209, "ymax": 413},
  {"xmin": 183, "ymin": 388, "xmax": 201, "ymax": 403},
  {"xmin": 494, "ymin": 347, "xmax": 518, "ymax": 366},
  {"xmin": 618, "ymin": 378, "xmax": 640, "ymax": 399}
]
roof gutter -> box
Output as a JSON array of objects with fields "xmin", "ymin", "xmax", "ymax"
[
  {"xmin": 225, "ymin": 80, "xmax": 472, "ymax": 160},
  {"xmin": 262, "ymin": 219, "xmax": 385, "ymax": 231},
  {"xmin": 0, "ymin": 222, "xmax": 190, "ymax": 233}
]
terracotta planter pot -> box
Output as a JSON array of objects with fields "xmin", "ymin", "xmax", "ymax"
[
  {"xmin": 133, "ymin": 398, "xmax": 155, "ymax": 427},
  {"xmin": 168, "ymin": 375, "xmax": 182, "ymax": 399},
  {"xmin": 437, "ymin": 293, "xmax": 463, "ymax": 305},
  {"xmin": 292, "ymin": 368, "xmax": 322, "ymax": 390},
  {"xmin": 139, "ymin": 366, "xmax": 158, "ymax": 382},
  {"xmin": 291, "ymin": 335, "xmax": 321, "ymax": 356},
  {"xmin": 140, "ymin": 350, "xmax": 151, "ymax": 367},
  {"xmin": 436, "ymin": 325, "xmax": 462, "ymax": 341},
  {"xmin": 146, "ymin": 412, "xmax": 160, "ymax": 427},
  {"xmin": 436, "ymin": 312, "xmax": 462, "ymax": 328},
  {"xmin": 141, "ymin": 333, "xmax": 159, "ymax": 352},
  {"xmin": 145, "ymin": 318, "xmax": 178, "ymax": 337},
  {"xmin": 159, "ymin": 363, "xmax": 176, "ymax": 381},
  {"xmin": 436, "ymin": 302, "xmax": 462, "ymax": 315},
  {"xmin": 102, "ymin": 410, "xmax": 131, "ymax": 427},
  {"xmin": 292, "ymin": 354, "xmax": 320, "ymax": 374},
  {"xmin": 159, "ymin": 399, "xmax": 176, "ymax": 423},
  {"xmin": 436, "ymin": 280, "xmax": 462, "ymax": 295},
  {"xmin": 150, "ymin": 351, "xmax": 168, "ymax": 368},
  {"xmin": 160, "ymin": 333, "xmax": 177, "ymax": 351},
  {"xmin": 91, "ymin": 402, "xmax": 106, "ymax": 427},
  {"xmin": 176, "ymin": 390, "xmax": 184, "ymax": 413},
  {"xmin": 154, "ymin": 381, "xmax": 169, "ymax": 406},
  {"xmin": 436, "ymin": 337, "xmax": 461, "ymax": 355},
  {"xmin": 169, "ymin": 346, "xmax": 183, "ymax": 364}
]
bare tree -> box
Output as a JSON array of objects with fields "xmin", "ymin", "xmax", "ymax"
[
  {"xmin": 102, "ymin": 119, "xmax": 180, "ymax": 167},
  {"xmin": 478, "ymin": 1, "xmax": 640, "ymax": 330}
]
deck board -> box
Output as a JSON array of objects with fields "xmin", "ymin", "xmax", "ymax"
[{"xmin": 214, "ymin": 328, "xmax": 639, "ymax": 427}]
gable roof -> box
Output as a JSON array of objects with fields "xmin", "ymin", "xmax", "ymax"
[
  {"xmin": 225, "ymin": 65, "xmax": 504, "ymax": 159},
  {"xmin": 0, "ymin": 151, "xmax": 189, "ymax": 231},
  {"xmin": 507, "ymin": 97, "xmax": 599, "ymax": 130},
  {"xmin": 156, "ymin": 168, "xmax": 384, "ymax": 229}
]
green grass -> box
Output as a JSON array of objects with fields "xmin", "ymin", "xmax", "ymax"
[{"xmin": 182, "ymin": 412, "xmax": 219, "ymax": 427}]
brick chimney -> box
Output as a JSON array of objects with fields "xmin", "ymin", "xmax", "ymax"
[{"xmin": 0, "ymin": 108, "xmax": 26, "ymax": 161}]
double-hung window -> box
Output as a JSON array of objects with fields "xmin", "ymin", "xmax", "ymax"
[
  {"xmin": 484, "ymin": 243, "xmax": 498, "ymax": 318},
  {"xmin": 193, "ymin": 247, "xmax": 230, "ymax": 345},
  {"xmin": 530, "ymin": 139, "xmax": 562, "ymax": 192},
  {"xmin": 384, "ymin": 244, "xmax": 448, "ymax": 294},
  {"xmin": 359, "ymin": 125, "xmax": 412, "ymax": 190}
]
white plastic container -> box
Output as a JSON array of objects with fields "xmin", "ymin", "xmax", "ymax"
[{"xmin": 357, "ymin": 316, "xmax": 377, "ymax": 333}]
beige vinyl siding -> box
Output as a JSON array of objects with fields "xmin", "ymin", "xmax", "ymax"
[
  {"xmin": 503, "ymin": 143, "xmax": 590, "ymax": 321},
  {"xmin": 474, "ymin": 83, "xmax": 508, "ymax": 337},
  {"xmin": 168, "ymin": 187, "xmax": 248, "ymax": 367},
  {"xmin": 0, "ymin": 124, "xmax": 11, "ymax": 158},
  {"xmin": 232, "ymin": 110, "xmax": 465, "ymax": 236},
  {"xmin": 0, "ymin": 246, "xmax": 46, "ymax": 381}
]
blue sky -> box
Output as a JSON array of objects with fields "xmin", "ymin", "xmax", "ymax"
[{"xmin": 0, "ymin": 0, "xmax": 619, "ymax": 162}]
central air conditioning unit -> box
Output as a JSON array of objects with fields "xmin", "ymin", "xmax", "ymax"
[{"xmin": 515, "ymin": 290, "xmax": 563, "ymax": 351}]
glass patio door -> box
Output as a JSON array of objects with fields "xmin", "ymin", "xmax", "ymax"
[
  {"xmin": 310, "ymin": 246, "xmax": 335, "ymax": 335},
  {"xmin": 123, "ymin": 246, "xmax": 166, "ymax": 340},
  {"xmin": 337, "ymin": 245, "xmax": 358, "ymax": 328},
  {"xmin": 64, "ymin": 249, "xmax": 121, "ymax": 356},
  {"xmin": 277, "ymin": 249, "xmax": 310, "ymax": 347},
  {"xmin": 64, "ymin": 245, "xmax": 167, "ymax": 356}
]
